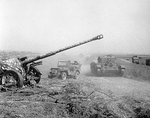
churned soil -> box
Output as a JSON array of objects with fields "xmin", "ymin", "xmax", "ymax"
[{"xmin": 0, "ymin": 72, "xmax": 150, "ymax": 118}]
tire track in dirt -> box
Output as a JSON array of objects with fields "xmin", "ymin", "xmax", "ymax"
[
  {"xmin": 80, "ymin": 64, "xmax": 150, "ymax": 100},
  {"xmin": 78, "ymin": 75, "xmax": 150, "ymax": 100}
]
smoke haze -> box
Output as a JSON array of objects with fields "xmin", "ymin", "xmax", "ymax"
[{"xmin": 0, "ymin": 0, "xmax": 150, "ymax": 55}]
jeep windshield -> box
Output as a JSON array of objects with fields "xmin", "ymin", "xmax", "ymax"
[{"xmin": 58, "ymin": 61, "xmax": 68, "ymax": 67}]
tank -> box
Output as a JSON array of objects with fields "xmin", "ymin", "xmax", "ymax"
[
  {"xmin": 90, "ymin": 55, "xmax": 124, "ymax": 76},
  {"xmin": 0, "ymin": 34, "xmax": 103, "ymax": 89}
]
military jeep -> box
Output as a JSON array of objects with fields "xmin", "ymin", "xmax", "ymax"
[{"xmin": 48, "ymin": 61, "xmax": 81, "ymax": 80}]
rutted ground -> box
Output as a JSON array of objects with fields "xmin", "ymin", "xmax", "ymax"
[
  {"xmin": 81, "ymin": 64, "xmax": 150, "ymax": 100},
  {"xmin": 0, "ymin": 64, "xmax": 150, "ymax": 118},
  {"xmin": 80, "ymin": 75, "xmax": 150, "ymax": 100}
]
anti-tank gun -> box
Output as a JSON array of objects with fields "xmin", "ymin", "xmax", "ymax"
[{"xmin": 0, "ymin": 34, "xmax": 103, "ymax": 89}]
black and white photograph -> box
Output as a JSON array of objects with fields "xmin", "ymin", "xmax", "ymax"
[{"xmin": 0, "ymin": 0, "xmax": 150, "ymax": 118}]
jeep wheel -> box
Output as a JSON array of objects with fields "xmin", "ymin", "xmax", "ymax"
[
  {"xmin": 74, "ymin": 71, "xmax": 80, "ymax": 79},
  {"xmin": 48, "ymin": 74, "xmax": 52, "ymax": 79},
  {"xmin": 61, "ymin": 72, "xmax": 67, "ymax": 80}
]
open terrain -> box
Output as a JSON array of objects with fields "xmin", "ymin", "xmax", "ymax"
[
  {"xmin": 0, "ymin": 52, "xmax": 150, "ymax": 118},
  {"xmin": 81, "ymin": 64, "xmax": 150, "ymax": 100},
  {"xmin": 0, "ymin": 64, "xmax": 150, "ymax": 118}
]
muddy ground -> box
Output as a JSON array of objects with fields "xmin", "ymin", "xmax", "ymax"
[{"xmin": 0, "ymin": 65, "xmax": 150, "ymax": 118}]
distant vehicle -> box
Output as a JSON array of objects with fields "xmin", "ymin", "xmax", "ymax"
[
  {"xmin": 90, "ymin": 55, "xmax": 124, "ymax": 76},
  {"xmin": 132, "ymin": 56, "xmax": 140, "ymax": 64},
  {"xmin": 146, "ymin": 59, "xmax": 150, "ymax": 66},
  {"xmin": 48, "ymin": 61, "xmax": 81, "ymax": 80},
  {"xmin": 132, "ymin": 56, "xmax": 150, "ymax": 66}
]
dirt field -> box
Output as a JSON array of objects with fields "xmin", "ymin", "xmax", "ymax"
[
  {"xmin": 0, "ymin": 64, "xmax": 150, "ymax": 118},
  {"xmin": 81, "ymin": 64, "xmax": 150, "ymax": 100}
]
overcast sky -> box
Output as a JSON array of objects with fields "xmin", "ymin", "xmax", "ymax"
[{"xmin": 0, "ymin": 0, "xmax": 150, "ymax": 55}]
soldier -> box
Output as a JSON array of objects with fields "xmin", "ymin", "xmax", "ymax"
[
  {"xmin": 97, "ymin": 57, "xmax": 101, "ymax": 63},
  {"xmin": 74, "ymin": 61, "xmax": 78, "ymax": 65}
]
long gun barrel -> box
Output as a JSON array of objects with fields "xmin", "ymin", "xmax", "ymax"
[{"xmin": 22, "ymin": 34, "xmax": 103, "ymax": 65}]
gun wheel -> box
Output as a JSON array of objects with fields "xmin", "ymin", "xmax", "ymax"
[
  {"xmin": 74, "ymin": 71, "xmax": 80, "ymax": 79},
  {"xmin": 61, "ymin": 72, "xmax": 67, "ymax": 80},
  {"xmin": 1, "ymin": 70, "xmax": 23, "ymax": 89},
  {"xmin": 28, "ymin": 67, "xmax": 41, "ymax": 84}
]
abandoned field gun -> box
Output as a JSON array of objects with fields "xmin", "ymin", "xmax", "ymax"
[{"xmin": 0, "ymin": 34, "xmax": 103, "ymax": 89}]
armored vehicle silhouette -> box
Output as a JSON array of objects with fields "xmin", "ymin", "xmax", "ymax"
[{"xmin": 90, "ymin": 55, "xmax": 123, "ymax": 76}]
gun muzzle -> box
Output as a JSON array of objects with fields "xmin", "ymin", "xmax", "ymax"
[
  {"xmin": 97, "ymin": 34, "xmax": 103, "ymax": 39},
  {"xmin": 91, "ymin": 34, "xmax": 103, "ymax": 41}
]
